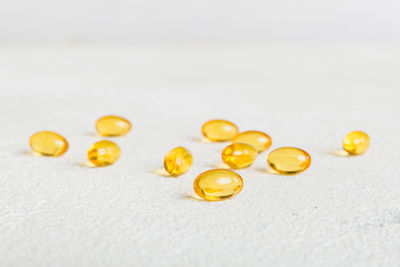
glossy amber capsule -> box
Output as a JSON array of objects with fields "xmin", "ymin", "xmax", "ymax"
[
  {"xmin": 267, "ymin": 147, "xmax": 311, "ymax": 175},
  {"xmin": 96, "ymin": 115, "xmax": 131, "ymax": 136},
  {"xmin": 164, "ymin": 147, "xmax": 193, "ymax": 176},
  {"xmin": 87, "ymin": 140, "xmax": 121, "ymax": 167},
  {"xmin": 232, "ymin": 130, "xmax": 272, "ymax": 153},
  {"xmin": 193, "ymin": 169, "xmax": 243, "ymax": 201},
  {"xmin": 29, "ymin": 131, "xmax": 68, "ymax": 156},
  {"xmin": 343, "ymin": 131, "xmax": 370, "ymax": 155},
  {"xmin": 201, "ymin": 119, "xmax": 238, "ymax": 142},
  {"xmin": 221, "ymin": 143, "xmax": 257, "ymax": 169}
]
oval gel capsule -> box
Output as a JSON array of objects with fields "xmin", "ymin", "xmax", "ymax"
[
  {"xmin": 164, "ymin": 146, "xmax": 193, "ymax": 176},
  {"xmin": 201, "ymin": 119, "xmax": 239, "ymax": 142},
  {"xmin": 193, "ymin": 169, "xmax": 243, "ymax": 201},
  {"xmin": 222, "ymin": 143, "xmax": 257, "ymax": 169},
  {"xmin": 96, "ymin": 115, "xmax": 131, "ymax": 137},
  {"xmin": 87, "ymin": 140, "xmax": 121, "ymax": 167},
  {"xmin": 29, "ymin": 131, "xmax": 69, "ymax": 156},
  {"xmin": 267, "ymin": 147, "xmax": 311, "ymax": 175},
  {"xmin": 232, "ymin": 130, "xmax": 272, "ymax": 153},
  {"xmin": 343, "ymin": 130, "xmax": 370, "ymax": 155}
]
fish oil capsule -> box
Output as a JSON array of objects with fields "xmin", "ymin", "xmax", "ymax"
[
  {"xmin": 232, "ymin": 130, "xmax": 272, "ymax": 153},
  {"xmin": 343, "ymin": 130, "xmax": 370, "ymax": 155},
  {"xmin": 96, "ymin": 115, "xmax": 131, "ymax": 136},
  {"xmin": 87, "ymin": 140, "xmax": 121, "ymax": 167},
  {"xmin": 267, "ymin": 147, "xmax": 311, "ymax": 175},
  {"xmin": 29, "ymin": 131, "xmax": 68, "ymax": 156},
  {"xmin": 201, "ymin": 119, "xmax": 238, "ymax": 142},
  {"xmin": 193, "ymin": 169, "xmax": 243, "ymax": 201},
  {"xmin": 164, "ymin": 146, "xmax": 193, "ymax": 176},
  {"xmin": 221, "ymin": 143, "xmax": 257, "ymax": 169}
]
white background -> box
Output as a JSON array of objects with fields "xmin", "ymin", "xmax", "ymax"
[
  {"xmin": 1, "ymin": 1, "xmax": 400, "ymax": 267},
  {"xmin": 0, "ymin": 0, "xmax": 400, "ymax": 44}
]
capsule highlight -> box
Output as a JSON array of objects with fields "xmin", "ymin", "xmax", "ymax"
[
  {"xmin": 232, "ymin": 130, "xmax": 272, "ymax": 153},
  {"xmin": 201, "ymin": 119, "xmax": 238, "ymax": 142},
  {"xmin": 222, "ymin": 143, "xmax": 257, "ymax": 169},
  {"xmin": 87, "ymin": 140, "xmax": 121, "ymax": 167},
  {"xmin": 343, "ymin": 130, "xmax": 370, "ymax": 155},
  {"xmin": 267, "ymin": 147, "xmax": 311, "ymax": 175},
  {"xmin": 96, "ymin": 115, "xmax": 131, "ymax": 137},
  {"xmin": 164, "ymin": 146, "xmax": 193, "ymax": 176},
  {"xmin": 193, "ymin": 169, "xmax": 243, "ymax": 201},
  {"xmin": 29, "ymin": 131, "xmax": 68, "ymax": 156}
]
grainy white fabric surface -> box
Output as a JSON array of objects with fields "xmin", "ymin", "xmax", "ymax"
[{"xmin": 0, "ymin": 44, "xmax": 400, "ymax": 267}]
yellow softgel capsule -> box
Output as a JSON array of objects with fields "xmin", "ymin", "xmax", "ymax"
[
  {"xmin": 87, "ymin": 140, "xmax": 121, "ymax": 167},
  {"xmin": 164, "ymin": 146, "xmax": 193, "ymax": 176},
  {"xmin": 29, "ymin": 131, "xmax": 69, "ymax": 156},
  {"xmin": 193, "ymin": 169, "xmax": 243, "ymax": 201},
  {"xmin": 343, "ymin": 130, "xmax": 370, "ymax": 155},
  {"xmin": 221, "ymin": 143, "xmax": 257, "ymax": 169},
  {"xmin": 267, "ymin": 147, "xmax": 311, "ymax": 175},
  {"xmin": 232, "ymin": 130, "xmax": 272, "ymax": 153},
  {"xmin": 96, "ymin": 115, "xmax": 131, "ymax": 136},
  {"xmin": 201, "ymin": 119, "xmax": 239, "ymax": 142}
]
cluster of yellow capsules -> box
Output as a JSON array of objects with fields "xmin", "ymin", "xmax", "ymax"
[
  {"xmin": 29, "ymin": 117, "xmax": 370, "ymax": 202},
  {"xmin": 29, "ymin": 115, "xmax": 131, "ymax": 166},
  {"xmin": 164, "ymin": 119, "xmax": 370, "ymax": 202}
]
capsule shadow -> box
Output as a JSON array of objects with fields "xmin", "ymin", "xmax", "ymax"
[
  {"xmin": 153, "ymin": 168, "xmax": 173, "ymax": 177},
  {"xmin": 210, "ymin": 163, "xmax": 230, "ymax": 169},
  {"xmin": 19, "ymin": 150, "xmax": 41, "ymax": 157},
  {"xmin": 183, "ymin": 193, "xmax": 206, "ymax": 202},
  {"xmin": 266, "ymin": 169, "xmax": 281, "ymax": 175},
  {"xmin": 330, "ymin": 149, "xmax": 351, "ymax": 157},
  {"xmin": 257, "ymin": 167, "xmax": 289, "ymax": 176},
  {"xmin": 190, "ymin": 137, "xmax": 212, "ymax": 143},
  {"xmin": 77, "ymin": 161, "xmax": 97, "ymax": 168}
]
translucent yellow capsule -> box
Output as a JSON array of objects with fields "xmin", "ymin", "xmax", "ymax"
[
  {"xmin": 343, "ymin": 131, "xmax": 370, "ymax": 155},
  {"xmin": 164, "ymin": 146, "xmax": 193, "ymax": 176},
  {"xmin": 267, "ymin": 147, "xmax": 311, "ymax": 175},
  {"xmin": 29, "ymin": 131, "xmax": 68, "ymax": 156},
  {"xmin": 232, "ymin": 130, "xmax": 272, "ymax": 153},
  {"xmin": 221, "ymin": 143, "xmax": 257, "ymax": 169},
  {"xmin": 96, "ymin": 115, "xmax": 131, "ymax": 136},
  {"xmin": 201, "ymin": 119, "xmax": 239, "ymax": 142},
  {"xmin": 87, "ymin": 140, "xmax": 121, "ymax": 167},
  {"xmin": 193, "ymin": 169, "xmax": 243, "ymax": 201}
]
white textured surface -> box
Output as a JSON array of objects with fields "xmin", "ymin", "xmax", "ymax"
[{"xmin": 1, "ymin": 44, "xmax": 400, "ymax": 266}]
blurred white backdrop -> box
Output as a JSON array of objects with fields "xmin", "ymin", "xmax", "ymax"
[{"xmin": 0, "ymin": 0, "xmax": 400, "ymax": 44}]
